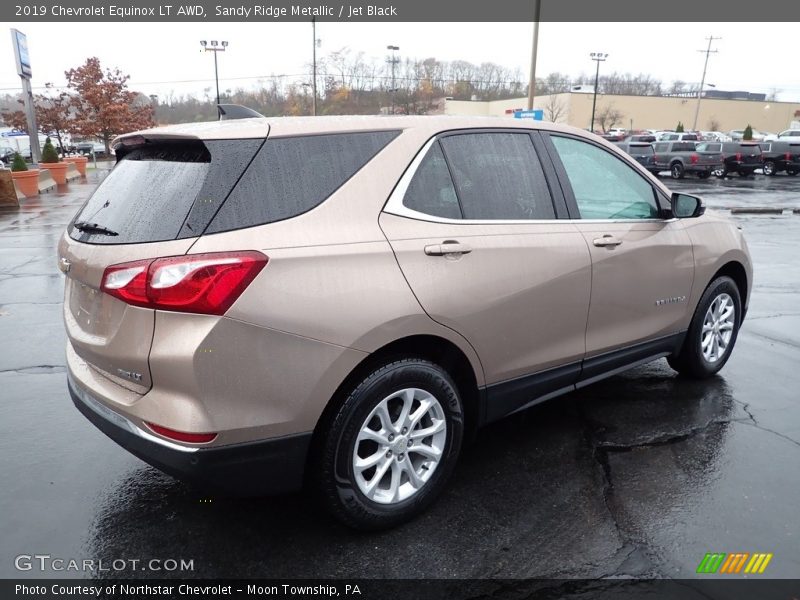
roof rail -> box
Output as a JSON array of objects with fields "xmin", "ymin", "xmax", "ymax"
[{"xmin": 217, "ymin": 104, "xmax": 265, "ymax": 120}]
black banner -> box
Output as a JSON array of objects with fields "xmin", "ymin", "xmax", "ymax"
[
  {"xmin": 4, "ymin": 0, "xmax": 800, "ymax": 22},
  {"xmin": 3, "ymin": 579, "xmax": 800, "ymax": 600}
]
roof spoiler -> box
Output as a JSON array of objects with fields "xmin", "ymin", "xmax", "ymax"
[{"xmin": 217, "ymin": 104, "xmax": 265, "ymax": 120}]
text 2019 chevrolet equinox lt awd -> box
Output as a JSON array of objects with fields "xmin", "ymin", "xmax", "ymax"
[{"xmin": 60, "ymin": 115, "xmax": 752, "ymax": 529}]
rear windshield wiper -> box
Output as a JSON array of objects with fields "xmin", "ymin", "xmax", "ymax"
[{"xmin": 73, "ymin": 221, "xmax": 119, "ymax": 236}]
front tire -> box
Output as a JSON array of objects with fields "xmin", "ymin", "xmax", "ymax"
[
  {"xmin": 668, "ymin": 276, "xmax": 742, "ymax": 379},
  {"xmin": 317, "ymin": 358, "xmax": 464, "ymax": 530},
  {"xmin": 762, "ymin": 160, "xmax": 776, "ymax": 176},
  {"xmin": 671, "ymin": 163, "xmax": 685, "ymax": 179}
]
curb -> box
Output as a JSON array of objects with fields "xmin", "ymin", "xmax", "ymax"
[{"xmin": 730, "ymin": 207, "xmax": 787, "ymax": 215}]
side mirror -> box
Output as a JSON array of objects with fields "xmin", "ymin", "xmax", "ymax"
[{"xmin": 671, "ymin": 193, "xmax": 706, "ymax": 218}]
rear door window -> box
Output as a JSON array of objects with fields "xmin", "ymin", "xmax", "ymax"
[
  {"xmin": 206, "ymin": 131, "xmax": 399, "ymax": 233},
  {"xmin": 438, "ymin": 132, "xmax": 555, "ymax": 220},
  {"xmin": 69, "ymin": 140, "xmax": 262, "ymax": 245}
]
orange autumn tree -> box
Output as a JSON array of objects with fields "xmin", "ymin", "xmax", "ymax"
[
  {"xmin": 36, "ymin": 84, "xmax": 74, "ymax": 155},
  {"xmin": 65, "ymin": 57, "xmax": 154, "ymax": 154}
]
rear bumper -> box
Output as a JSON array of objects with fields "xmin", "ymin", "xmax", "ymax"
[{"xmin": 69, "ymin": 374, "xmax": 312, "ymax": 496}]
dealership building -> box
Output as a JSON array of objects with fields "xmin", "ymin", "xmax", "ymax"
[{"xmin": 444, "ymin": 90, "xmax": 800, "ymax": 133}]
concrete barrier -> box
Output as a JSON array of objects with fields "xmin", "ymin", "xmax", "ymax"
[
  {"xmin": 730, "ymin": 207, "xmax": 784, "ymax": 215},
  {"xmin": 65, "ymin": 162, "xmax": 80, "ymax": 181},
  {"xmin": 38, "ymin": 168, "xmax": 56, "ymax": 193}
]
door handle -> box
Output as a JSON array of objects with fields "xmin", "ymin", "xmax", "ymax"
[
  {"xmin": 593, "ymin": 235, "xmax": 623, "ymax": 248},
  {"xmin": 424, "ymin": 241, "xmax": 473, "ymax": 256}
]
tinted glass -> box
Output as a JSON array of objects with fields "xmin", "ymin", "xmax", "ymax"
[
  {"xmin": 439, "ymin": 133, "xmax": 555, "ymax": 220},
  {"xmin": 696, "ymin": 143, "xmax": 721, "ymax": 152},
  {"xmin": 654, "ymin": 143, "xmax": 668, "ymax": 152},
  {"xmin": 681, "ymin": 134, "xmax": 699, "ymax": 141},
  {"xmin": 628, "ymin": 145, "xmax": 654, "ymax": 155},
  {"xmin": 207, "ymin": 131, "xmax": 399, "ymax": 233},
  {"xmin": 672, "ymin": 142, "xmax": 697, "ymax": 152},
  {"xmin": 69, "ymin": 140, "xmax": 261, "ymax": 245},
  {"xmin": 402, "ymin": 142, "xmax": 461, "ymax": 219},
  {"xmin": 551, "ymin": 135, "xmax": 659, "ymax": 220}
]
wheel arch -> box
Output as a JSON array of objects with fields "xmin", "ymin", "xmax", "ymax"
[
  {"xmin": 305, "ymin": 334, "xmax": 483, "ymax": 480},
  {"xmin": 711, "ymin": 260, "xmax": 749, "ymax": 318}
]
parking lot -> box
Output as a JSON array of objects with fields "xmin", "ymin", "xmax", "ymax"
[{"xmin": 0, "ymin": 170, "xmax": 798, "ymax": 582}]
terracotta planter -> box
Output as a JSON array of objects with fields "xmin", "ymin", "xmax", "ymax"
[
  {"xmin": 11, "ymin": 169, "xmax": 40, "ymax": 197},
  {"xmin": 64, "ymin": 155, "xmax": 88, "ymax": 177},
  {"xmin": 40, "ymin": 161, "xmax": 68, "ymax": 185}
]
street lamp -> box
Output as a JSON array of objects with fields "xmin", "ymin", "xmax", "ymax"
[
  {"xmin": 386, "ymin": 45, "xmax": 400, "ymax": 114},
  {"xmin": 200, "ymin": 39, "xmax": 228, "ymax": 106},
  {"xmin": 589, "ymin": 52, "xmax": 608, "ymax": 132}
]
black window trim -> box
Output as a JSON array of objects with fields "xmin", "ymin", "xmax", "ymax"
[
  {"xmin": 540, "ymin": 131, "xmax": 673, "ymax": 221},
  {"xmin": 383, "ymin": 127, "xmax": 568, "ymax": 224}
]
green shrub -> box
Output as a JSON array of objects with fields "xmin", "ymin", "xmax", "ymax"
[
  {"xmin": 11, "ymin": 152, "xmax": 28, "ymax": 172},
  {"xmin": 41, "ymin": 137, "xmax": 60, "ymax": 163},
  {"xmin": 676, "ymin": 121, "xmax": 685, "ymax": 132},
  {"xmin": 743, "ymin": 125, "xmax": 753, "ymax": 140}
]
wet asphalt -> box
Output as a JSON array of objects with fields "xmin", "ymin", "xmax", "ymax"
[{"xmin": 0, "ymin": 167, "xmax": 798, "ymax": 582}]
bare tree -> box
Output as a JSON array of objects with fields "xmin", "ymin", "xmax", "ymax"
[
  {"xmin": 596, "ymin": 104, "xmax": 624, "ymax": 132},
  {"xmin": 543, "ymin": 94, "xmax": 566, "ymax": 122},
  {"xmin": 706, "ymin": 117, "xmax": 721, "ymax": 131}
]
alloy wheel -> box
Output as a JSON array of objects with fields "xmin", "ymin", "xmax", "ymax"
[
  {"xmin": 352, "ymin": 388, "xmax": 447, "ymax": 504},
  {"xmin": 701, "ymin": 293, "xmax": 735, "ymax": 363}
]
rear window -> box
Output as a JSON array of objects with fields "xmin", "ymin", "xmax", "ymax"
[
  {"xmin": 680, "ymin": 134, "xmax": 699, "ymax": 141},
  {"xmin": 69, "ymin": 140, "xmax": 262, "ymax": 245},
  {"xmin": 628, "ymin": 144, "xmax": 654, "ymax": 155},
  {"xmin": 672, "ymin": 142, "xmax": 697, "ymax": 152},
  {"xmin": 206, "ymin": 131, "xmax": 399, "ymax": 233},
  {"xmin": 696, "ymin": 143, "xmax": 721, "ymax": 152},
  {"xmin": 737, "ymin": 144, "xmax": 762, "ymax": 154}
]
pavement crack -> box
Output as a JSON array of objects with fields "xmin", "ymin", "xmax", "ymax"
[{"xmin": 0, "ymin": 365, "xmax": 66, "ymax": 375}]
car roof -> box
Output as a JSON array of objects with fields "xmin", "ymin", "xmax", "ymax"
[{"xmin": 114, "ymin": 115, "xmax": 587, "ymax": 144}]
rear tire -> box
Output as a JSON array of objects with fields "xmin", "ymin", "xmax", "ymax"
[
  {"xmin": 762, "ymin": 160, "xmax": 776, "ymax": 176},
  {"xmin": 671, "ymin": 163, "xmax": 685, "ymax": 179},
  {"xmin": 713, "ymin": 167, "xmax": 727, "ymax": 178},
  {"xmin": 316, "ymin": 358, "xmax": 464, "ymax": 530},
  {"xmin": 668, "ymin": 276, "xmax": 742, "ymax": 379},
  {"xmin": 787, "ymin": 169, "xmax": 799, "ymax": 176}
]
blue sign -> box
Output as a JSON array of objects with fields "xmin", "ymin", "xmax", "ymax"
[{"xmin": 513, "ymin": 109, "xmax": 544, "ymax": 120}]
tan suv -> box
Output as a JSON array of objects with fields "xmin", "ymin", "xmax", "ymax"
[{"xmin": 59, "ymin": 115, "xmax": 752, "ymax": 529}]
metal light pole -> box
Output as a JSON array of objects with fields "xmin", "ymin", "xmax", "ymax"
[
  {"xmin": 200, "ymin": 39, "xmax": 228, "ymax": 106},
  {"xmin": 386, "ymin": 45, "xmax": 400, "ymax": 114},
  {"xmin": 589, "ymin": 52, "xmax": 608, "ymax": 132},
  {"xmin": 692, "ymin": 36, "xmax": 720, "ymax": 131},
  {"xmin": 526, "ymin": 0, "xmax": 541, "ymax": 110}
]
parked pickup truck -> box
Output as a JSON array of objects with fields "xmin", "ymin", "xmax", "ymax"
[
  {"xmin": 759, "ymin": 141, "xmax": 800, "ymax": 176},
  {"xmin": 652, "ymin": 141, "xmax": 723, "ymax": 179},
  {"xmin": 703, "ymin": 142, "xmax": 763, "ymax": 178},
  {"xmin": 615, "ymin": 141, "xmax": 661, "ymax": 175}
]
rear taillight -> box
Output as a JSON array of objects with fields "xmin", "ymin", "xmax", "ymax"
[
  {"xmin": 101, "ymin": 251, "xmax": 268, "ymax": 315},
  {"xmin": 786, "ymin": 152, "xmax": 792, "ymax": 160},
  {"xmin": 653, "ymin": 153, "xmax": 658, "ymax": 162},
  {"xmin": 736, "ymin": 152, "xmax": 742, "ymax": 161},
  {"xmin": 145, "ymin": 422, "xmax": 217, "ymax": 444},
  {"xmin": 690, "ymin": 153, "xmax": 699, "ymax": 164}
]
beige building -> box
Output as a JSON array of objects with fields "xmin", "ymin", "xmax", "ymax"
[{"xmin": 444, "ymin": 92, "xmax": 800, "ymax": 134}]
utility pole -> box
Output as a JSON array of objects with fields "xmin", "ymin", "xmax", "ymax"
[
  {"xmin": 312, "ymin": 18, "xmax": 318, "ymax": 116},
  {"xmin": 692, "ymin": 36, "xmax": 720, "ymax": 131},
  {"xmin": 526, "ymin": 0, "xmax": 541, "ymax": 110},
  {"xmin": 386, "ymin": 45, "xmax": 400, "ymax": 114}
]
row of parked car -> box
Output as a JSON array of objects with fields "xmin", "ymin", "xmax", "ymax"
[
  {"xmin": 604, "ymin": 128, "xmax": 800, "ymax": 144},
  {"xmin": 615, "ymin": 139, "xmax": 800, "ymax": 179}
]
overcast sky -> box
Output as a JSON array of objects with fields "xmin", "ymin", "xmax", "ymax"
[{"xmin": 2, "ymin": 22, "xmax": 798, "ymax": 102}]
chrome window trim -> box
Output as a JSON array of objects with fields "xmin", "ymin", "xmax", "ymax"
[{"xmin": 384, "ymin": 134, "xmax": 677, "ymax": 226}]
